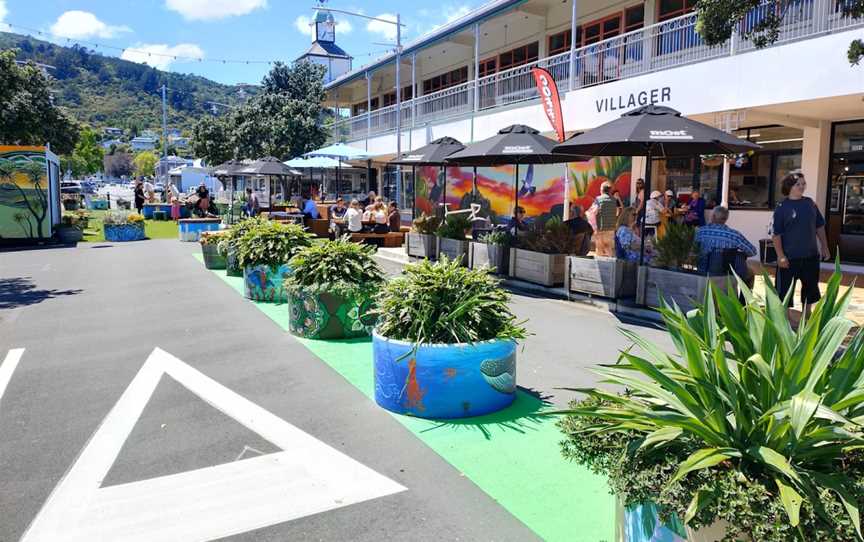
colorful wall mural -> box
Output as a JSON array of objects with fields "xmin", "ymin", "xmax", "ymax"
[
  {"xmin": 0, "ymin": 146, "xmax": 57, "ymax": 240},
  {"xmin": 413, "ymin": 157, "xmax": 632, "ymax": 225}
]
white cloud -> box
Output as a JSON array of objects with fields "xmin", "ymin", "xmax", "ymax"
[
  {"xmin": 165, "ymin": 0, "xmax": 266, "ymax": 21},
  {"xmin": 49, "ymin": 11, "xmax": 131, "ymax": 39},
  {"xmin": 338, "ymin": 19, "xmax": 353, "ymax": 35},
  {"xmin": 120, "ymin": 43, "xmax": 205, "ymax": 71},
  {"xmin": 0, "ymin": 1, "xmax": 8, "ymax": 23},
  {"xmin": 443, "ymin": 4, "xmax": 472, "ymax": 24},
  {"xmin": 367, "ymin": 13, "xmax": 397, "ymax": 41},
  {"xmin": 295, "ymin": 14, "xmax": 352, "ymax": 38}
]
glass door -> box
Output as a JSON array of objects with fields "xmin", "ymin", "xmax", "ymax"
[{"xmin": 842, "ymin": 176, "xmax": 864, "ymax": 235}]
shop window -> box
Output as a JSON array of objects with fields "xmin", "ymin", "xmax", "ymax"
[
  {"xmin": 833, "ymin": 120, "xmax": 864, "ymax": 154},
  {"xmin": 728, "ymin": 126, "xmax": 804, "ymax": 209},
  {"xmin": 658, "ymin": 0, "xmax": 696, "ymax": 21},
  {"xmin": 498, "ymin": 42, "xmax": 539, "ymax": 70},
  {"xmin": 548, "ymin": 29, "xmax": 571, "ymax": 55}
]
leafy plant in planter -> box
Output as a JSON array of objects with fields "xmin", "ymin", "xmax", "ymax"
[
  {"xmin": 373, "ymin": 256, "xmax": 528, "ymax": 418},
  {"xmin": 412, "ymin": 213, "xmax": 441, "ymax": 235},
  {"xmin": 558, "ymin": 267, "xmax": 864, "ymax": 541},
  {"xmin": 437, "ymin": 213, "xmax": 472, "ymax": 265},
  {"xmin": 470, "ymin": 229, "xmax": 511, "ymax": 273},
  {"xmin": 479, "ymin": 230, "xmax": 510, "ymax": 246},
  {"xmin": 199, "ymin": 231, "xmax": 227, "ymax": 270},
  {"xmin": 407, "ymin": 213, "xmax": 442, "ymax": 259},
  {"xmin": 652, "ymin": 222, "xmax": 699, "ymax": 271},
  {"xmin": 516, "ymin": 216, "xmax": 583, "ymax": 255},
  {"xmin": 56, "ymin": 213, "xmax": 84, "ymax": 243},
  {"xmin": 236, "ymin": 220, "xmax": 312, "ymax": 303},
  {"xmin": 284, "ymin": 237, "xmax": 385, "ymax": 339},
  {"xmin": 217, "ymin": 217, "xmax": 269, "ymax": 276},
  {"xmin": 511, "ymin": 217, "xmax": 585, "ymax": 286}
]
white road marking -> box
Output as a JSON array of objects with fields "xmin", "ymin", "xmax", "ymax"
[
  {"xmin": 0, "ymin": 348, "xmax": 24, "ymax": 405},
  {"xmin": 22, "ymin": 347, "xmax": 406, "ymax": 542}
]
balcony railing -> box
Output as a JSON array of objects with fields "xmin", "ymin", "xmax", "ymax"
[{"xmin": 330, "ymin": 0, "xmax": 862, "ymax": 142}]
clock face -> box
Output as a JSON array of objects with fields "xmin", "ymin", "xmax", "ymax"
[{"xmin": 318, "ymin": 21, "xmax": 335, "ymax": 42}]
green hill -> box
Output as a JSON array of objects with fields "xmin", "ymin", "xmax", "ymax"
[{"xmin": 0, "ymin": 31, "xmax": 256, "ymax": 137}]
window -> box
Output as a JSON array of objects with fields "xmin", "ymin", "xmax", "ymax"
[
  {"xmin": 478, "ymin": 57, "xmax": 497, "ymax": 78},
  {"xmin": 422, "ymin": 66, "xmax": 468, "ymax": 94},
  {"xmin": 548, "ymin": 29, "xmax": 571, "ymax": 55},
  {"xmin": 582, "ymin": 14, "xmax": 622, "ymax": 45},
  {"xmin": 728, "ymin": 126, "xmax": 804, "ymax": 209},
  {"xmin": 624, "ymin": 5, "xmax": 645, "ymax": 32},
  {"xmin": 351, "ymin": 103, "xmax": 366, "ymax": 116},
  {"xmin": 370, "ymin": 97, "xmax": 379, "ymax": 111},
  {"xmin": 833, "ymin": 120, "xmax": 864, "ymax": 153},
  {"xmin": 498, "ymin": 42, "xmax": 539, "ymax": 70},
  {"xmin": 658, "ymin": 0, "xmax": 696, "ymax": 21},
  {"xmin": 381, "ymin": 85, "xmax": 413, "ymax": 107}
]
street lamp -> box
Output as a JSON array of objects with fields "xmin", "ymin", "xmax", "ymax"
[{"xmin": 311, "ymin": 6, "xmax": 405, "ymax": 209}]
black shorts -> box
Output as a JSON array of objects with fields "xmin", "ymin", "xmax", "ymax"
[{"xmin": 775, "ymin": 256, "xmax": 822, "ymax": 307}]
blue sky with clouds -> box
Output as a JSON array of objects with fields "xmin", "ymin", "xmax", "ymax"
[{"xmin": 0, "ymin": 0, "xmax": 479, "ymax": 85}]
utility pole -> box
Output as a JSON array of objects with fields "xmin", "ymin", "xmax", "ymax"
[
  {"xmin": 394, "ymin": 13, "xmax": 402, "ymax": 211},
  {"xmin": 161, "ymin": 84, "xmax": 168, "ymax": 183}
]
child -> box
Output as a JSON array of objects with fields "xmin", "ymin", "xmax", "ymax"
[{"xmin": 170, "ymin": 196, "xmax": 181, "ymax": 222}]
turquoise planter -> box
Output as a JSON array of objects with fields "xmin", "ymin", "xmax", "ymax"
[
  {"xmin": 243, "ymin": 264, "xmax": 292, "ymax": 303},
  {"xmin": 373, "ymin": 332, "xmax": 517, "ymax": 419},
  {"xmin": 288, "ymin": 290, "xmax": 376, "ymax": 340},
  {"xmin": 620, "ymin": 501, "xmax": 687, "ymax": 542},
  {"xmin": 179, "ymin": 218, "xmax": 221, "ymax": 242},
  {"xmin": 104, "ymin": 223, "xmax": 145, "ymax": 242},
  {"xmin": 226, "ymin": 246, "xmax": 242, "ymax": 277}
]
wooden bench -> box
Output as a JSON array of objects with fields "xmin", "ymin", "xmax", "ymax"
[{"xmin": 349, "ymin": 232, "xmax": 405, "ymax": 248}]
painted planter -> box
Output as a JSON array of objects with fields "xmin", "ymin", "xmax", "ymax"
[
  {"xmin": 89, "ymin": 199, "xmax": 109, "ymax": 210},
  {"xmin": 288, "ymin": 290, "xmax": 376, "ymax": 340},
  {"xmin": 406, "ymin": 232, "xmax": 437, "ymax": 259},
  {"xmin": 566, "ymin": 256, "xmax": 637, "ymax": 299},
  {"xmin": 373, "ymin": 331, "xmax": 517, "ymax": 419},
  {"xmin": 142, "ymin": 203, "xmax": 172, "ymax": 219},
  {"xmin": 62, "ymin": 199, "xmax": 80, "ymax": 211},
  {"xmin": 469, "ymin": 242, "xmax": 509, "ymax": 274},
  {"xmin": 226, "ymin": 245, "xmax": 242, "ymax": 277},
  {"xmin": 636, "ymin": 266, "xmax": 734, "ymax": 312},
  {"xmin": 178, "ymin": 218, "xmax": 221, "ymax": 242},
  {"xmin": 56, "ymin": 226, "xmax": 83, "ymax": 244},
  {"xmin": 243, "ymin": 263, "xmax": 292, "ymax": 303},
  {"xmin": 619, "ymin": 500, "xmax": 736, "ymax": 542},
  {"xmin": 509, "ymin": 248, "xmax": 567, "ymax": 286},
  {"xmin": 104, "ymin": 223, "xmax": 145, "ymax": 242},
  {"xmin": 201, "ymin": 243, "xmax": 226, "ymax": 270},
  {"xmin": 437, "ymin": 237, "xmax": 469, "ymax": 266}
]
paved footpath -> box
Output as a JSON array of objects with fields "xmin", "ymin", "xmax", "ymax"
[{"xmin": 0, "ymin": 240, "xmax": 671, "ymax": 541}]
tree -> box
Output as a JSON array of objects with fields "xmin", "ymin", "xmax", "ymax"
[
  {"xmin": 61, "ymin": 127, "xmax": 104, "ymax": 178},
  {"xmin": 192, "ymin": 115, "xmax": 233, "ymax": 166},
  {"xmin": 0, "ymin": 49, "xmax": 80, "ymax": 154},
  {"xmin": 133, "ymin": 151, "xmax": 158, "ymax": 177},
  {"xmin": 696, "ymin": 0, "xmax": 864, "ymax": 65},
  {"xmin": 104, "ymin": 152, "xmax": 134, "ymax": 179}
]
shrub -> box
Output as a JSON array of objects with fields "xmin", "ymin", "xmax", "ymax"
[
  {"xmin": 216, "ymin": 216, "xmax": 268, "ymax": 256},
  {"xmin": 436, "ymin": 213, "xmax": 471, "ymax": 240},
  {"xmin": 412, "ymin": 213, "xmax": 441, "ymax": 235},
  {"xmin": 374, "ymin": 255, "xmax": 527, "ymax": 344},
  {"xmin": 557, "ymin": 266, "xmax": 864, "ymax": 541},
  {"xmin": 236, "ymin": 220, "xmax": 312, "ymax": 268},
  {"xmin": 517, "ymin": 216, "xmax": 582, "ymax": 254},
  {"xmin": 59, "ymin": 213, "xmax": 82, "ymax": 229},
  {"xmin": 199, "ymin": 231, "xmax": 226, "ymax": 246},
  {"xmin": 653, "ymin": 222, "xmax": 698, "ymax": 270},
  {"xmin": 285, "ymin": 236, "xmax": 385, "ymax": 298},
  {"xmin": 479, "ymin": 229, "xmax": 510, "ymax": 246}
]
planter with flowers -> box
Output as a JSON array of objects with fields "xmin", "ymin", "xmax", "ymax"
[
  {"xmin": 372, "ymin": 256, "xmax": 528, "ymax": 419},
  {"xmin": 103, "ymin": 212, "xmax": 145, "ymax": 242},
  {"xmin": 199, "ymin": 231, "xmax": 227, "ymax": 270},
  {"xmin": 285, "ymin": 237, "xmax": 384, "ymax": 339},
  {"xmin": 236, "ymin": 220, "xmax": 312, "ymax": 303},
  {"xmin": 55, "ymin": 213, "xmax": 84, "ymax": 243}
]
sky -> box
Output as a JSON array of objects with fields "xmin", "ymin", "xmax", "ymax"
[{"xmin": 0, "ymin": 0, "xmax": 482, "ymax": 85}]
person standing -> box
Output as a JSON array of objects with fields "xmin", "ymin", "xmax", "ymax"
[
  {"xmin": 633, "ymin": 178, "xmax": 645, "ymax": 214},
  {"xmin": 772, "ymin": 172, "xmax": 830, "ymax": 316},
  {"xmin": 243, "ymin": 187, "xmax": 260, "ymax": 217},
  {"xmin": 564, "ymin": 204, "xmax": 593, "ymax": 256},
  {"xmin": 591, "ymin": 182, "xmax": 618, "ymax": 257},
  {"xmin": 133, "ymin": 181, "xmax": 145, "ymax": 216},
  {"xmin": 644, "ymin": 190, "xmax": 665, "ymax": 237}
]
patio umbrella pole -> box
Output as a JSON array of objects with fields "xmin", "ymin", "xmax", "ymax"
[
  {"xmin": 412, "ymin": 165, "xmax": 416, "ymax": 220},
  {"xmin": 514, "ymin": 163, "xmax": 520, "ymax": 240},
  {"xmin": 441, "ymin": 166, "xmax": 446, "ymax": 217},
  {"xmin": 638, "ymin": 151, "xmax": 652, "ymax": 266}
]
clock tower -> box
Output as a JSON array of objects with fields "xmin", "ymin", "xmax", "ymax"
[{"xmin": 296, "ymin": 6, "xmax": 352, "ymax": 84}]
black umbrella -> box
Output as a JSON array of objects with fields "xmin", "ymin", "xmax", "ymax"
[
  {"xmin": 237, "ymin": 157, "xmax": 300, "ymax": 211},
  {"xmin": 446, "ymin": 125, "xmax": 582, "ymax": 230},
  {"xmin": 391, "ymin": 137, "xmax": 465, "ymax": 219},
  {"xmin": 552, "ymin": 105, "xmax": 761, "ymax": 266},
  {"xmin": 213, "ymin": 159, "xmax": 247, "ymax": 224}
]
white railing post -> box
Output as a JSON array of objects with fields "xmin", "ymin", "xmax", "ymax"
[
  {"xmin": 365, "ymin": 71, "xmax": 371, "ymax": 141},
  {"xmin": 729, "ymin": 27, "xmax": 737, "ymax": 55},
  {"xmin": 474, "ymin": 22, "xmax": 480, "ymax": 112}
]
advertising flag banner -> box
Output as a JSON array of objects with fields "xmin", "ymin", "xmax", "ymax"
[{"xmin": 531, "ymin": 67, "xmax": 565, "ymax": 142}]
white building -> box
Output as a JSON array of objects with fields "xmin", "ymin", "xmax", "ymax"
[
  {"xmin": 296, "ymin": 7, "xmax": 352, "ymax": 84},
  {"xmin": 324, "ymin": 0, "xmax": 864, "ymax": 264},
  {"xmin": 131, "ymin": 136, "xmax": 157, "ymax": 151}
]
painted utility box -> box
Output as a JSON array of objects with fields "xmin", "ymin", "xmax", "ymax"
[{"xmin": 0, "ymin": 146, "xmax": 60, "ymax": 241}]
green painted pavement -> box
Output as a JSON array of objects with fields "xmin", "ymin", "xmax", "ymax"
[{"xmin": 196, "ymin": 254, "xmax": 615, "ymax": 541}]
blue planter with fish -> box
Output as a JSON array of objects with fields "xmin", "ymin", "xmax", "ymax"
[
  {"xmin": 372, "ymin": 331, "xmax": 517, "ymax": 419},
  {"xmin": 243, "ymin": 263, "xmax": 292, "ymax": 303},
  {"xmin": 103, "ymin": 223, "xmax": 145, "ymax": 242}
]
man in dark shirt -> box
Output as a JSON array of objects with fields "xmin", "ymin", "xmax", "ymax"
[
  {"xmin": 772, "ymin": 172, "xmax": 830, "ymax": 316},
  {"xmin": 507, "ymin": 206, "xmax": 528, "ymax": 236},
  {"xmin": 563, "ymin": 204, "xmax": 593, "ymax": 256}
]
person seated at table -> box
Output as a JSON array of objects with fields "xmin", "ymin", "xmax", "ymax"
[
  {"xmin": 695, "ymin": 205, "xmax": 756, "ymax": 287},
  {"xmin": 243, "ymin": 187, "xmax": 260, "ymax": 217},
  {"xmin": 644, "ymin": 190, "xmax": 665, "ymax": 238},
  {"xmin": 683, "ymin": 190, "xmax": 706, "ymax": 227},
  {"xmin": 361, "ymin": 190, "xmax": 376, "ymax": 209},
  {"xmin": 506, "ymin": 206, "xmax": 528, "ymax": 236},
  {"xmin": 564, "ymin": 204, "xmax": 593, "ymax": 256},
  {"xmin": 615, "ymin": 207, "xmax": 652, "ymax": 263},
  {"xmin": 345, "ymin": 199, "xmax": 364, "ymax": 234},
  {"xmin": 302, "ymin": 193, "xmax": 320, "ymax": 219},
  {"xmin": 387, "ymin": 201, "xmax": 401, "ymax": 232},
  {"xmin": 370, "ymin": 202, "xmax": 389, "ymax": 233},
  {"xmin": 366, "ymin": 195, "xmax": 384, "ymax": 212},
  {"xmin": 329, "ymin": 197, "xmax": 347, "ymax": 237}
]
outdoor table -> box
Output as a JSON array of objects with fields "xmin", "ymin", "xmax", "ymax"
[
  {"xmin": 269, "ymin": 212, "xmax": 305, "ymax": 225},
  {"xmin": 178, "ymin": 217, "xmax": 222, "ymax": 242}
]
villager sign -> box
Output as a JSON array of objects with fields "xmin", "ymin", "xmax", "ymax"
[
  {"xmin": 595, "ymin": 87, "xmax": 672, "ymax": 113},
  {"xmin": 531, "ymin": 67, "xmax": 565, "ymax": 142}
]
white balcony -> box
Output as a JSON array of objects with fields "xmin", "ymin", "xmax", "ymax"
[{"xmin": 329, "ymin": 0, "xmax": 863, "ymax": 144}]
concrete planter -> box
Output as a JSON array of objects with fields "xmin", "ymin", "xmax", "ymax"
[
  {"xmin": 469, "ymin": 242, "xmax": 509, "ymax": 274},
  {"xmin": 372, "ymin": 331, "xmax": 517, "ymax": 419},
  {"xmin": 225, "ymin": 245, "xmax": 242, "ymax": 277},
  {"xmin": 104, "ymin": 223, "xmax": 145, "ymax": 242},
  {"xmin": 566, "ymin": 256, "xmax": 637, "ymax": 299},
  {"xmin": 619, "ymin": 500, "xmax": 737, "ymax": 542},
  {"xmin": 437, "ymin": 237, "xmax": 469, "ymax": 266},
  {"xmin": 509, "ymin": 248, "xmax": 567, "ymax": 286},
  {"xmin": 636, "ymin": 266, "xmax": 733, "ymax": 312},
  {"xmin": 406, "ymin": 232, "xmax": 437, "ymax": 259},
  {"xmin": 288, "ymin": 289, "xmax": 376, "ymax": 340},
  {"xmin": 56, "ymin": 226, "xmax": 83, "ymax": 244},
  {"xmin": 243, "ymin": 263, "xmax": 292, "ymax": 303},
  {"xmin": 201, "ymin": 243, "xmax": 226, "ymax": 270},
  {"xmin": 178, "ymin": 218, "xmax": 221, "ymax": 242}
]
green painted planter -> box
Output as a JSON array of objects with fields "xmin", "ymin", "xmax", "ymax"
[
  {"xmin": 201, "ymin": 243, "xmax": 226, "ymax": 269},
  {"xmin": 226, "ymin": 245, "xmax": 242, "ymax": 277},
  {"xmin": 288, "ymin": 289, "xmax": 376, "ymax": 340}
]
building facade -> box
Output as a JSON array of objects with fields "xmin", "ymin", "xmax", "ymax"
[
  {"xmin": 323, "ymin": 0, "xmax": 864, "ymax": 263},
  {"xmin": 297, "ymin": 8, "xmax": 353, "ymax": 84}
]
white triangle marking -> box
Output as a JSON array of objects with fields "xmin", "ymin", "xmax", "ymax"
[
  {"xmin": 22, "ymin": 348, "xmax": 406, "ymax": 542},
  {"xmin": 0, "ymin": 348, "xmax": 25, "ymax": 405}
]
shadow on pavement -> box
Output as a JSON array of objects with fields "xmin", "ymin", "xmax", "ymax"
[
  {"xmin": 418, "ymin": 387, "xmax": 552, "ymax": 440},
  {"xmin": 0, "ymin": 276, "xmax": 83, "ymax": 309}
]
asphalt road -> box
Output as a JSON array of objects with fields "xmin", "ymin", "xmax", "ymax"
[{"xmin": 0, "ymin": 239, "xmax": 671, "ymax": 541}]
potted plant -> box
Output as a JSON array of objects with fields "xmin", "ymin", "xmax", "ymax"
[
  {"xmin": 218, "ymin": 217, "xmax": 268, "ymax": 277},
  {"xmin": 469, "ymin": 229, "xmax": 510, "ymax": 274},
  {"xmin": 62, "ymin": 193, "xmax": 81, "ymax": 211},
  {"xmin": 436, "ymin": 213, "xmax": 472, "ymax": 266},
  {"xmin": 566, "ymin": 246, "xmax": 637, "ymax": 299},
  {"xmin": 236, "ymin": 220, "xmax": 312, "ymax": 303},
  {"xmin": 103, "ymin": 211, "xmax": 145, "ymax": 242},
  {"xmin": 406, "ymin": 213, "xmax": 440, "ymax": 259},
  {"xmin": 74, "ymin": 209, "xmax": 91, "ymax": 230},
  {"xmin": 372, "ymin": 256, "xmax": 528, "ymax": 419},
  {"xmin": 199, "ymin": 231, "xmax": 227, "ymax": 270},
  {"xmin": 636, "ymin": 223, "xmax": 728, "ymax": 311},
  {"xmin": 55, "ymin": 213, "xmax": 84, "ymax": 243},
  {"xmin": 559, "ymin": 269, "xmax": 864, "ymax": 541},
  {"xmin": 285, "ymin": 237, "xmax": 385, "ymax": 339},
  {"xmin": 510, "ymin": 217, "xmax": 586, "ymax": 287}
]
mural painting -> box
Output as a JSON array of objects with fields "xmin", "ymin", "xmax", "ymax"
[
  {"xmin": 0, "ymin": 147, "xmax": 53, "ymax": 240},
  {"xmin": 413, "ymin": 157, "xmax": 632, "ymax": 225}
]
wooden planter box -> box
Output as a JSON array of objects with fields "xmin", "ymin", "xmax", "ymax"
[
  {"xmin": 469, "ymin": 242, "xmax": 509, "ymax": 274},
  {"xmin": 288, "ymin": 290, "xmax": 376, "ymax": 340},
  {"xmin": 566, "ymin": 256, "xmax": 637, "ymax": 299},
  {"xmin": 636, "ymin": 266, "xmax": 734, "ymax": 312},
  {"xmin": 509, "ymin": 248, "xmax": 567, "ymax": 287},
  {"xmin": 406, "ymin": 232, "xmax": 437, "ymax": 259},
  {"xmin": 437, "ymin": 237, "xmax": 469, "ymax": 266}
]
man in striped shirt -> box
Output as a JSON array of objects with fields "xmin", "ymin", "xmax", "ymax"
[{"xmin": 695, "ymin": 206, "xmax": 756, "ymax": 286}]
